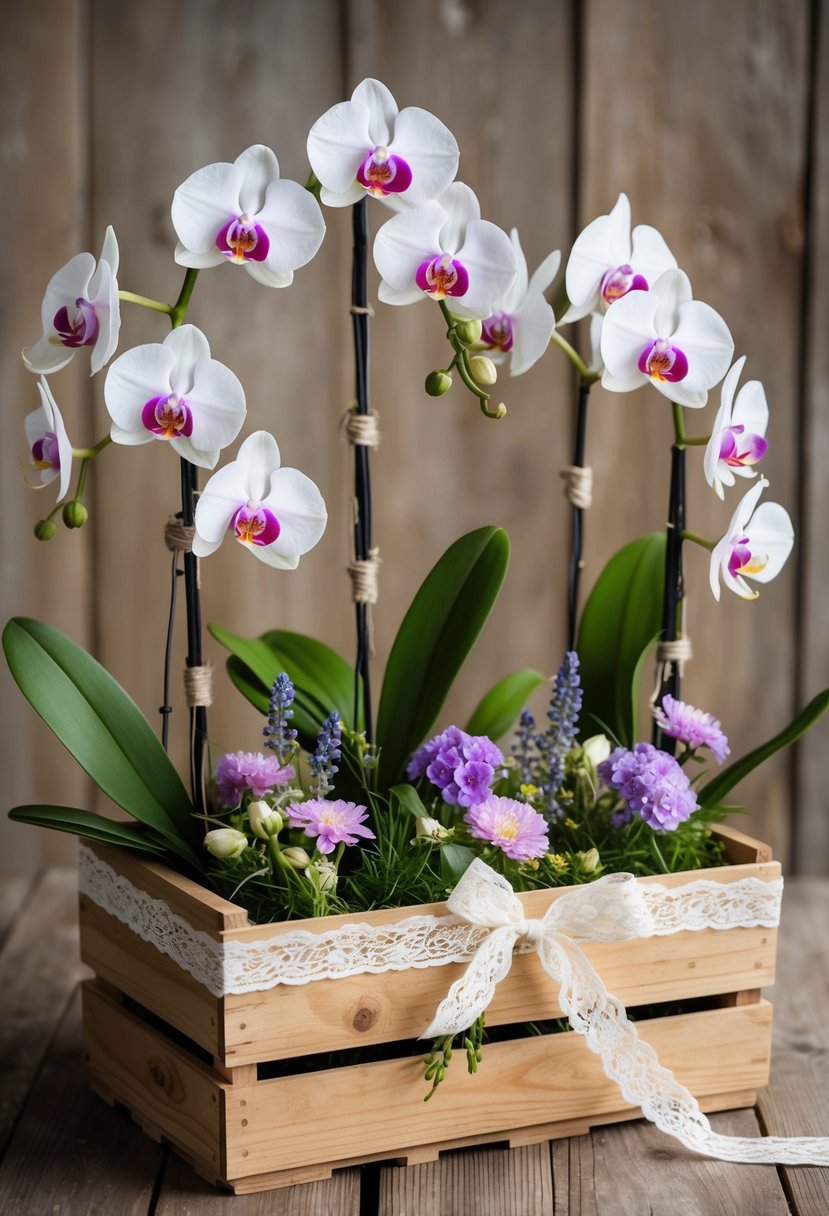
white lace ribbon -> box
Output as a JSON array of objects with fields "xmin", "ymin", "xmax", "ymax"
[{"xmin": 425, "ymin": 858, "xmax": 829, "ymax": 1166}]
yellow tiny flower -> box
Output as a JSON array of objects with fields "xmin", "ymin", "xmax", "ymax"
[
  {"xmin": 564, "ymin": 817, "xmax": 579, "ymax": 830},
  {"xmin": 519, "ymin": 783, "xmax": 539, "ymax": 798},
  {"xmin": 548, "ymin": 853, "xmax": 568, "ymax": 872}
]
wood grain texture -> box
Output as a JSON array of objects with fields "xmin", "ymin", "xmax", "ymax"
[
  {"xmin": 157, "ymin": 1152, "xmax": 360, "ymax": 1212},
  {"xmin": 378, "ymin": 1143, "xmax": 553, "ymax": 1216}
]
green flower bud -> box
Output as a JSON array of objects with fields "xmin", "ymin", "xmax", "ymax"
[
  {"xmin": 455, "ymin": 319, "xmax": 482, "ymax": 346},
  {"xmin": 468, "ymin": 355, "xmax": 497, "ymax": 386},
  {"xmin": 412, "ymin": 816, "xmax": 450, "ymax": 844},
  {"xmin": 307, "ymin": 858, "xmax": 338, "ymax": 893},
  {"xmin": 248, "ymin": 800, "xmax": 283, "ymax": 841},
  {"xmin": 281, "ymin": 845, "xmax": 312, "ymax": 870},
  {"xmin": 62, "ymin": 500, "xmax": 88, "ymax": 529},
  {"xmin": 34, "ymin": 519, "xmax": 57, "ymax": 541},
  {"xmin": 203, "ymin": 827, "xmax": 248, "ymax": 859},
  {"xmin": 494, "ymin": 402, "xmax": 507, "ymax": 419},
  {"xmin": 425, "ymin": 370, "xmax": 453, "ymax": 396},
  {"xmin": 576, "ymin": 847, "xmax": 601, "ymax": 875}
]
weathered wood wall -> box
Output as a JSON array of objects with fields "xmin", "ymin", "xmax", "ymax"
[{"xmin": 2, "ymin": 0, "xmax": 826, "ymax": 873}]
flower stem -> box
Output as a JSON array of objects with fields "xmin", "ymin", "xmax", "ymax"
[
  {"xmin": 71, "ymin": 435, "xmax": 112, "ymax": 460},
  {"xmin": 550, "ymin": 329, "xmax": 601, "ymax": 385},
  {"xmin": 118, "ymin": 290, "xmax": 173, "ymax": 315},
  {"xmin": 170, "ymin": 268, "xmax": 199, "ymax": 328},
  {"xmin": 567, "ymin": 381, "xmax": 590, "ymax": 651},
  {"xmin": 676, "ymin": 434, "xmax": 710, "ymax": 447},
  {"xmin": 439, "ymin": 300, "xmax": 505, "ymax": 419},
  {"xmin": 654, "ymin": 413, "xmax": 687, "ymax": 752},
  {"xmin": 681, "ymin": 529, "xmax": 715, "ymax": 552},
  {"xmin": 351, "ymin": 198, "xmax": 374, "ymax": 742}
]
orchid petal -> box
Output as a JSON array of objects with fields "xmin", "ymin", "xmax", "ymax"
[
  {"xmin": 262, "ymin": 466, "xmax": 328, "ymax": 558},
  {"xmin": 437, "ymin": 182, "xmax": 481, "ymax": 255},
  {"xmin": 499, "ymin": 229, "xmax": 529, "ymax": 314},
  {"xmin": 373, "ymin": 201, "xmax": 446, "ymax": 291},
  {"xmin": 705, "ymin": 356, "xmax": 745, "ymax": 496},
  {"xmin": 450, "ymin": 220, "xmax": 517, "ymax": 318},
  {"xmin": 389, "ymin": 106, "xmax": 459, "ymax": 203},
  {"xmin": 509, "ymin": 290, "xmax": 555, "ymax": 375},
  {"xmin": 352, "ymin": 78, "xmax": 398, "ymax": 145},
  {"xmin": 22, "ymin": 335, "xmax": 75, "ymax": 376},
  {"xmin": 743, "ymin": 502, "xmax": 794, "ymax": 583},
  {"xmin": 187, "ymin": 359, "xmax": 246, "ymax": 451},
  {"xmin": 601, "ymin": 367, "xmax": 648, "ymax": 394},
  {"xmin": 565, "ymin": 193, "xmax": 631, "ymax": 312},
  {"xmin": 377, "ymin": 280, "xmax": 426, "ymax": 306},
  {"xmin": 255, "ymin": 179, "xmax": 326, "ymax": 272},
  {"xmin": 89, "ymin": 259, "xmax": 120, "ymax": 375},
  {"xmin": 174, "ymin": 243, "xmax": 226, "ymax": 269},
  {"xmin": 104, "ymin": 343, "xmax": 176, "ymax": 432},
  {"xmin": 588, "ymin": 313, "xmax": 605, "ymax": 373},
  {"xmin": 109, "ymin": 423, "xmax": 151, "ymax": 447},
  {"xmin": 168, "ymin": 438, "xmax": 220, "ymax": 470},
  {"xmin": 172, "ymin": 161, "xmax": 242, "ymax": 254},
  {"xmin": 733, "ymin": 377, "xmax": 769, "ymax": 437},
  {"xmin": 164, "ymin": 325, "xmax": 212, "ymax": 393},
  {"xmin": 528, "ymin": 247, "xmax": 561, "ymax": 295},
  {"xmin": 319, "ymin": 182, "xmax": 366, "ymax": 209},
  {"xmin": 24, "ymin": 379, "xmax": 73, "ymax": 501},
  {"xmin": 99, "ymin": 225, "xmax": 119, "ymax": 276},
  {"xmin": 648, "ymin": 377, "xmax": 708, "ymax": 408},
  {"xmin": 37, "ymin": 253, "xmax": 95, "ymax": 335},
  {"xmin": 670, "ymin": 300, "xmax": 733, "ymax": 392},
  {"xmin": 307, "ymin": 100, "xmax": 373, "ymax": 194},
  {"xmin": 600, "ymin": 289, "xmax": 659, "ymax": 378},
  {"xmin": 243, "ymin": 261, "xmax": 294, "ymax": 289},
  {"xmin": 651, "ymin": 269, "xmax": 693, "ymax": 336},
  {"xmin": 243, "ymin": 544, "xmax": 301, "ymax": 570},
  {"xmin": 234, "ymin": 145, "xmax": 280, "ymax": 214},
  {"xmin": 629, "ymin": 223, "xmax": 676, "ymax": 286},
  {"xmin": 193, "ymin": 460, "xmax": 249, "ymax": 546},
  {"xmin": 236, "ymin": 430, "xmax": 281, "ymax": 500}
]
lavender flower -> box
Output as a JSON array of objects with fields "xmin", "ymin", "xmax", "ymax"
[
  {"xmin": 465, "ymin": 795, "xmax": 549, "ymax": 861},
  {"xmin": 310, "ymin": 712, "xmax": 342, "ymax": 796},
  {"xmin": 512, "ymin": 708, "xmax": 538, "ymax": 785},
  {"xmin": 536, "ymin": 651, "xmax": 582, "ymax": 818},
  {"xmin": 598, "ymin": 743, "xmax": 698, "ymax": 831},
  {"xmin": 408, "ymin": 726, "xmax": 503, "ymax": 808},
  {"xmin": 653, "ymin": 695, "xmax": 730, "ymax": 764},
  {"xmin": 285, "ymin": 798, "xmax": 376, "ymax": 855},
  {"xmin": 215, "ymin": 751, "xmax": 295, "ymax": 808},
  {"xmin": 263, "ymin": 673, "xmax": 298, "ymax": 765}
]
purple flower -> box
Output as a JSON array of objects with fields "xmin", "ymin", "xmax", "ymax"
[
  {"xmin": 215, "ymin": 751, "xmax": 296, "ymax": 808},
  {"xmin": 535, "ymin": 651, "xmax": 582, "ymax": 819},
  {"xmin": 598, "ymin": 743, "xmax": 698, "ymax": 832},
  {"xmin": 653, "ymin": 695, "xmax": 730, "ymax": 764},
  {"xmin": 285, "ymin": 798, "xmax": 376, "ymax": 855},
  {"xmin": 408, "ymin": 726, "xmax": 503, "ymax": 808},
  {"xmin": 465, "ymin": 796, "xmax": 549, "ymax": 861}
]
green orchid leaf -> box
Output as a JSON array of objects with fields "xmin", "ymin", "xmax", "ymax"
[
  {"xmin": 440, "ymin": 842, "xmax": 476, "ymax": 884},
  {"xmin": 3, "ymin": 618, "xmax": 199, "ymax": 864},
  {"xmin": 376, "ymin": 527, "xmax": 510, "ymax": 788},
  {"xmin": 225, "ymin": 656, "xmax": 270, "ymax": 715},
  {"xmin": 8, "ymin": 805, "xmax": 174, "ymax": 860},
  {"xmin": 389, "ymin": 784, "xmax": 430, "ymax": 820},
  {"xmin": 699, "ymin": 689, "xmax": 829, "ymax": 809},
  {"xmin": 577, "ymin": 534, "xmax": 666, "ymax": 746},
  {"xmin": 465, "ymin": 669, "xmax": 545, "ymax": 741}
]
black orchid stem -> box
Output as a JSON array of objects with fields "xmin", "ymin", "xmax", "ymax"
[
  {"xmin": 653, "ymin": 443, "xmax": 686, "ymax": 754},
  {"xmin": 351, "ymin": 198, "xmax": 374, "ymax": 741},
  {"xmin": 180, "ymin": 456, "xmax": 208, "ymax": 810},
  {"xmin": 567, "ymin": 381, "xmax": 591, "ymax": 652}
]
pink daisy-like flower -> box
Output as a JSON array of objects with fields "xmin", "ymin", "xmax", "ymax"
[
  {"xmin": 215, "ymin": 751, "xmax": 295, "ymax": 808},
  {"xmin": 285, "ymin": 798, "xmax": 376, "ymax": 855},
  {"xmin": 465, "ymin": 796, "xmax": 549, "ymax": 862},
  {"xmin": 653, "ymin": 696, "xmax": 730, "ymax": 764}
]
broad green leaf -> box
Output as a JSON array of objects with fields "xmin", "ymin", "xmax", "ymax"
[
  {"xmin": 465, "ymin": 669, "xmax": 545, "ymax": 741},
  {"xmin": 376, "ymin": 527, "xmax": 510, "ymax": 788},
  {"xmin": 577, "ymin": 534, "xmax": 665, "ymax": 746},
  {"xmin": 440, "ymin": 842, "xmax": 476, "ymax": 884},
  {"xmin": 8, "ymin": 805, "xmax": 175, "ymax": 860},
  {"xmin": 699, "ymin": 689, "xmax": 829, "ymax": 809},
  {"xmin": 3, "ymin": 619, "xmax": 199, "ymax": 864},
  {"xmin": 389, "ymin": 784, "xmax": 430, "ymax": 820},
  {"xmin": 225, "ymin": 656, "xmax": 331, "ymax": 746},
  {"xmin": 226, "ymin": 656, "xmax": 270, "ymax": 715}
]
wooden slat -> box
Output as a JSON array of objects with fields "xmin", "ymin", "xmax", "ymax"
[
  {"xmin": 756, "ymin": 878, "xmax": 829, "ymax": 1214},
  {"xmin": 378, "ymin": 1144, "xmax": 553, "ymax": 1216},
  {"xmin": 0, "ymin": 875, "xmax": 35, "ymax": 946},
  {"xmin": 156, "ymin": 1153, "xmax": 360, "ymax": 1213},
  {"xmin": 551, "ymin": 1107, "xmax": 790, "ymax": 1215},
  {"xmin": 0, "ymin": 870, "xmax": 90, "ymax": 1150},
  {"xmin": 579, "ymin": 0, "xmax": 812, "ymax": 865},
  {"xmin": 0, "ymin": 988, "xmax": 163, "ymax": 1216}
]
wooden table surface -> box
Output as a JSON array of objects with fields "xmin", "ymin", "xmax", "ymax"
[{"xmin": 0, "ymin": 871, "xmax": 827, "ymax": 1216}]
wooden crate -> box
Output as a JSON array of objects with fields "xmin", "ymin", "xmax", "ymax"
[{"xmin": 79, "ymin": 824, "xmax": 780, "ymax": 1193}]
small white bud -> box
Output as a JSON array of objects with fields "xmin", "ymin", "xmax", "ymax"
[
  {"xmin": 248, "ymin": 800, "xmax": 283, "ymax": 840},
  {"xmin": 413, "ymin": 816, "xmax": 449, "ymax": 843},
  {"xmin": 468, "ymin": 355, "xmax": 498, "ymax": 385},
  {"xmin": 281, "ymin": 845, "xmax": 312, "ymax": 870},
  {"xmin": 576, "ymin": 847, "xmax": 601, "ymax": 875},
  {"xmin": 582, "ymin": 734, "xmax": 611, "ymax": 767},
  {"xmin": 308, "ymin": 859, "xmax": 338, "ymax": 893},
  {"xmin": 204, "ymin": 828, "xmax": 248, "ymax": 859}
]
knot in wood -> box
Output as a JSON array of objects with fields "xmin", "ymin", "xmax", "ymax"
[{"xmin": 352, "ymin": 1005, "xmax": 377, "ymax": 1033}]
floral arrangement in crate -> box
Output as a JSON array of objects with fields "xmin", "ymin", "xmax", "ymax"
[{"xmin": 6, "ymin": 79, "xmax": 829, "ymax": 1099}]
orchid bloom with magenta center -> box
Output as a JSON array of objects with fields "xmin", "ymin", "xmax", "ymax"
[
  {"xmin": 307, "ymin": 78, "xmax": 459, "ymax": 209},
  {"xmin": 23, "ymin": 377, "xmax": 73, "ymax": 501},
  {"xmin": 600, "ymin": 269, "xmax": 733, "ymax": 408},
  {"xmin": 709, "ymin": 477, "xmax": 794, "ymax": 601},
  {"xmin": 562, "ymin": 193, "xmax": 676, "ymax": 324},
  {"xmin": 704, "ymin": 355, "xmax": 769, "ymax": 500},
  {"xmin": 193, "ymin": 431, "xmax": 327, "ymax": 569},
  {"xmin": 104, "ymin": 325, "xmax": 246, "ymax": 470},
  {"xmin": 23, "ymin": 227, "xmax": 120, "ymax": 377},
  {"xmin": 373, "ymin": 182, "xmax": 517, "ymax": 320},
  {"xmin": 172, "ymin": 145, "xmax": 325, "ymax": 289},
  {"xmin": 479, "ymin": 230, "xmax": 560, "ymax": 376}
]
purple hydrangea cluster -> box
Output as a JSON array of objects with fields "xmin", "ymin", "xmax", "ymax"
[
  {"xmin": 598, "ymin": 742, "xmax": 698, "ymax": 831},
  {"xmin": 407, "ymin": 726, "xmax": 503, "ymax": 808},
  {"xmin": 215, "ymin": 751, "xmax": 296, "ymax": 809},
  {"xmin": 653, "ymin": 695, "xmax": 730, "ymax": 764}
]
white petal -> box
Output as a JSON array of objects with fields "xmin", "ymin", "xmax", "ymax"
[
  {"xmin": 89, "ymin": 260, "xmax": 120, "ymax": 375},
  {"xmin": 601, "ymin": 368, "xmax": 647, "ymax": 394},
  {"xmin": 22, "ymin": 335, "xmax": 74, "ymax": 375},
  {"xmin": 171, "ymin": 161, "xmax": 242, "ymax": 254},
  {"xmin": 600, "ymin": 289, "xmax": 659, "ymax": 378},
  {"xmin": 194, "ymin": 461, "xmax": 248, "ymax": 545},
  {"xmin": 174, "ymin": 242, "xmax": 225, "ymax": 269},
  {"xmin": 256, "ymin": 179, "xmax": 326, "ymax": 272},
  {"xmin": 307, "ymin": 100, "xmax": 372, "ymax": 193},
  {"xmin": 704, "ymin": 356, "xmax": 744, "ymax": 493},
  {"xmin": 649, "ymin": 377, "xmax": 708, "ymax": 409},
  {"xmin": 733, "ymin": 478, "xmax": 768, "ymax": 536},
  {"xmin": 236, "ymin": 430, "xmax": 281, "ymax": 500},
  {"xmin": 499, "ymin": 229, "xmax": 529, "ymax": 314},
  {"xmin": 565, "ymin": 193, "xmax": 631, "ymax": 310},
  {"xmin": 629, "ymin": 223, "xmax": 676, "ymax": 285},
  {"xmin": 509, "ymin": 291, "xmax": 554, "ymax": 376},
  {"xmin": 163, "ymin": 324, "xmax": 211, "ymax": 393},
  {"xmin": 389, "ymin": 106, "xmax": 459, "ymax": 204},
  {"xmin": 168, "ymin": 438, "xmax": 219, "ymax": 470},
  {"xmin": 709, "ymin": 533, "xmax": 730, "ymax": 601},
  {"xmin": 651, "ymin": 269, "xmax": 693, "ymax": 336},
  {"xmin": 110, "ymin": 422, "xmax": 152, "ymax": 446},
  {"xmin": 352, "ymin": 78, "xmax": 398, "ymax": 145},
  {"xmin": 244, "ymin": 261, "xmax": 294, "ymax": 289},
  {"xmin": 319, "ymin": 182, "xmax": 366, "ymax": 209},
  {"xmin": 588, "ymin": 313, "xmax": 605, "ymax": 373},
  {"xmin": 744, "ymin": 502, "xmax": 794, "ymax": 583},
  {"xmin": 187, "ymin": 359, "xmax": 247, "ymax": 451},
  {"xmin": 191, "ymin": 533, "xmax": 224, "ymax": 559},
  {"xmin": 39, "ymin": 252, "xmax": 95, "ymax": 334},
  {"xmin": 732, "ymin": 377, "xmax": 769, "ymax": 437},
  {"xmin": 244, "ymin": 544, "xmax": 300, "ymax": 570},
  {"xmin": 104, "ymin": 343, "xmax": 176, "ymax": 431},
  {"xmin": 373, "ymin": 202, "xmax": 446, "ymax": 291},
  {"xmin": 671, "ymin": 300, "xmax": 733, "ymax": 392},
  {"xmin": 528, "ymin": 248, "xmax": 562, "ymax": 295},
  {"xmin": 437, "ymin": 182, "xmax": 481, "ymax": 255},
  {"xmin": 28, "ymin": 378, "xmax": 73, "ymax": 502},
  {"xmin": 451, "ymin": 220, "xmax": 517, "ymax": 318},
  {"xmin": 377, "ymin": 280, "xmax": 426, "ymax": 306},
  {"xmin": 263, "ymin": 466, "xmax": 327, "ymax": 558},
  {"xmin": 99, "ymin": 225, "xmax": 119, "ymax": 276},
  {"xmin": 234, "ymin": 145, "xmax": 280, "ymax": 214}
]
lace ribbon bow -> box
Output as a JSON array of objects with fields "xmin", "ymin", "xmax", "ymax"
[{"xmin": 424, "ymin": 858, "xmax": 829, "ymax": 1166}]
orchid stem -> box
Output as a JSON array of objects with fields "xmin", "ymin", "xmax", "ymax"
[
  {"xmin": 351, "ymin": 198, "xmax": 374, "ymax": 742},
  {"xmin": 676, "ymin": 434, "xmax": 710, "ymax": 447},
  {"xmin": 71, "ymin": 435, "xmax": 112, "ymax": 460},
  {"xmin": 682, "ymin": 529, "xmax": 715, "ymax": 552},
  {"xmin": 567, "ymin": 381, "xmax": 590, "ymax": 651},
  {"xmin": 550, "ymin": 329, "xmax": 601, "ymax": 385},
  {"xmin": 654, "ymin": 404, "xmax": 687, "ymax": 752},
  {"xmin": 118, "ymin": 290, "xmax": 173, "ymax": 315}
]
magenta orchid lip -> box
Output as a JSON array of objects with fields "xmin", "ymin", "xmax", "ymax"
[
  {"xmin": 638, "ymin": 338, "xmax": 689, "ymax": 383},
  {"xmin": 415, "ymin": 253, "xmax": 470, "ymax": 300},
  {"xmin": 356, "ymin": 147, "xmax": 413, "ymax": 197},
  {"xmin": 231, "ymin": 501, "xmax": 281, "ymax": 547},
  {"xmin": 216, "ymin": 216, "xmax": 271, "ymax": 264},
  {"xmin": 600, "ymin": 263, "xmax": 648, "ymax": 305},
  {"xmin": 141, "ymin": 394, "xmax": 194, "ymax": 439},
  {"xmin": 482, "ymin": 312, "xmax": 514, "ymax": 352},
  {"xmin": 52, "ymin": 298, "xmax": 99, "ymax": 348},
  {"xmin": 30, "ymin": 432, "xmax": 60, "ymax": 470}
]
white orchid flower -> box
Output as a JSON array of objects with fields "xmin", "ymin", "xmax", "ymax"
[
  {"xmin": 307, "ymin": 78, "xmax": 459, "ymax": 209},
  {"xmin": 23, "ymin": 227, "xmax": 120, "ymax": 377},
  {"xmin": 171, "ymin": 145, "xmax": 325, "ymax": 289},
  {"xmin": 600, "ymin": 269, "xmax": 733, "ymax": 408},
  {"xmin": 704, "ymin": 355, "xmax": 769, "ymax": 500},
  {"xmin": 193, "ymin": 431, "xmax": 327, "ymax": 570},
  {"xmin": 562, "ymin": 193, "xmax": 676, "ymax": 324},
  {"xmin": 373, "ymin": 183, "xmax": 517, "ymax": 320},
  {"xmin": 479, "ymin": 231, "xmax": 559, "ymax": 376},
  {"xmin": 709, "ymin": 478, "xmax": 794, "ymax": 601},
  {"xmin": 23, "ymin": 378, "xmax": 73, "ymax": 501},
  {"xmin": 104, "ymin": 325, "xmax": 246, "ymax": 470}
]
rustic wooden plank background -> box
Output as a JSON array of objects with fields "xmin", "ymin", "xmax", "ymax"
[{"xmin": 1, "ymin": 0, "xmax": 826, "ymax": 874}]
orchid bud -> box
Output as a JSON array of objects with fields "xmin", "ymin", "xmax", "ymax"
[
  {"xmin": 494, "ymin": 403, "xmax": 507, "ymax": 419},
  {"xmin": 62, "ymin": 500, "xmax": 88, "ymax": 528},
  {"xmin": 248, "ymin": 800, "xmax": 283, "ymax": 841},
  {"xmin": 204, "ymin": 827, "xmax": 247, "ymax": 859},
  {"xmin": 576, "ymin": 847, "xmax": 601, "ymax": 875},
  {"xmin": 468, "ymin": 355, "xmax": 497, "ymax": 386},
  {"xmin": 455, "ymin": 319, "xmax": 482, "ymax": 346},
  {"xmin": 34, "ymin": 519, "xmax": 57, "ymax": 541},
  {"xmin": 413, "ymin": 816, "xmax": 449, "ymax": 844},
  {"xmin": 308, "ymin": 858, "xmax": 338, "ymax": 893},
  {"xmin": 281, "ymin": 846, "xmax": 312, "ymax": 870},
  {"xmin": 582, "ymin": 734, "xmax": 611, "ymax": 768},
  {"xmin": 425, "ymin": 370, "xmax": 453, "ymax": 397}
]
